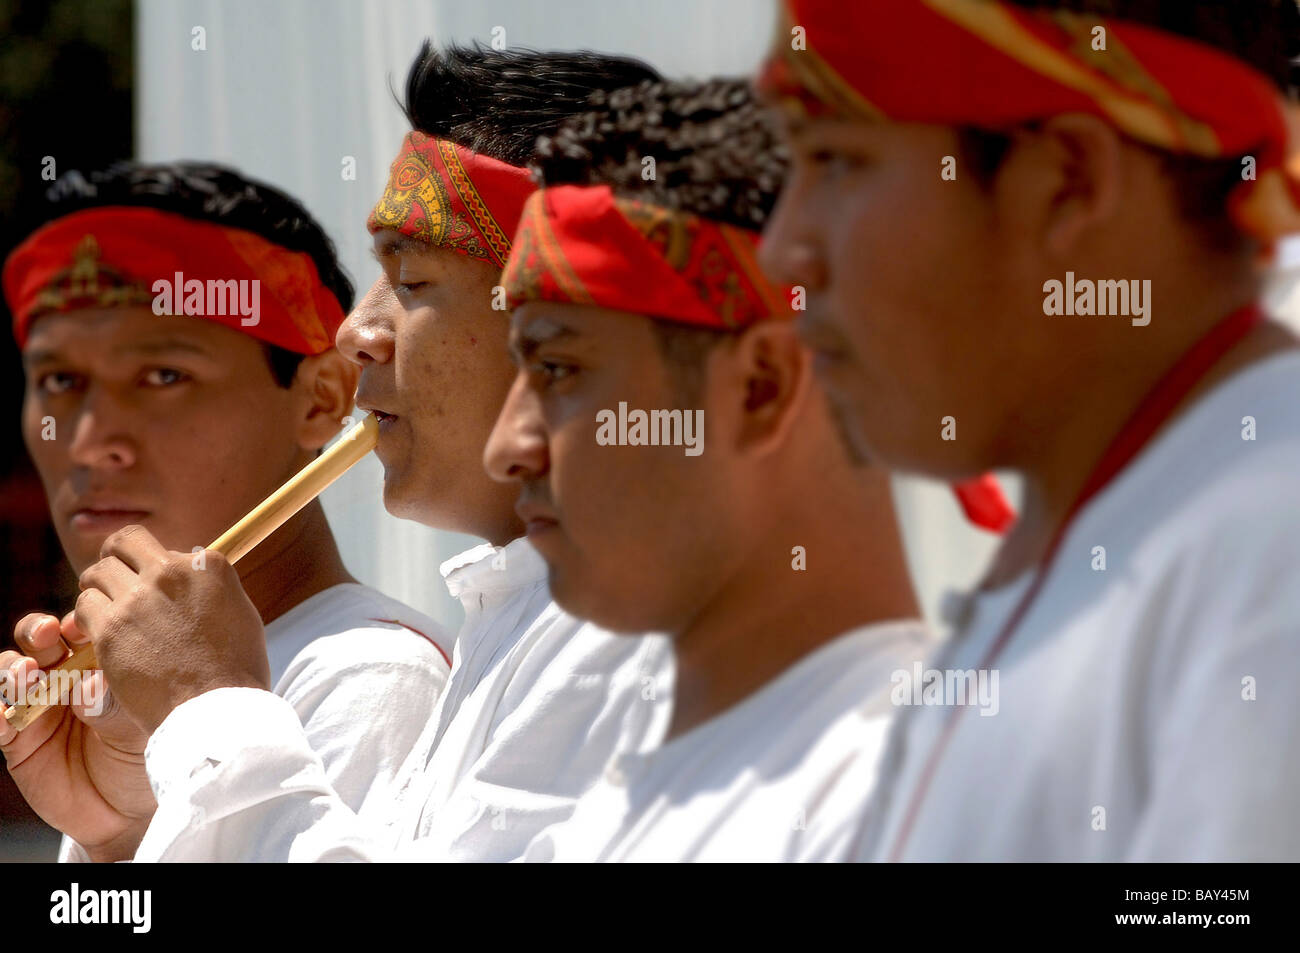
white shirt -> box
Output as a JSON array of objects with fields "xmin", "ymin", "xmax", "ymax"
[
  {"xmin": 526, "ymin": 621, "xmax": 932, "ymax": 863},
  {"xmin": 62, "ymin": 582, "xmax": 451, "ymax": 861},
  {"xmin": 856, "ymin": 350, "xmax": 1300, "ymax": 862},
  {"xmin": 392, "ymin": 539, "xmax": 673, "ymax": 861},
  {"xmin": 264, "ymin": 584, "xmax": 451, "ymax": 824},
  {"xmin": 132, "ymin": 537, "xmax": 672, "ymax": 862}
]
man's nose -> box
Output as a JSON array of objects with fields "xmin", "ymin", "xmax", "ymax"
[
  {"xmin": 759, "ymin": 185, "xmax": 828, "ymax": 293},
  {"xmin": 66, "ymin": 386, "xmax": 137, "ymax": 471},
  {"xmin": 336, "ymin": 277, "xmax": 396, "ymax": 365},
  {"xmin": 484, "ymin": 374, "xmax": 549, "ymax": 484}
]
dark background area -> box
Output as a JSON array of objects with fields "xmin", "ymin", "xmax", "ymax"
[{"xmin": 0, "ymin": 0, "xmax": 133, "ymax": 860}]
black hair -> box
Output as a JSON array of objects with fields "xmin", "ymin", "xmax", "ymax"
[
  {"xmin": 531, "ymin": 77, "xmax": 789, "ymax": 397},
  {"xmin": 402, "ymin": 42, "xmax": 661, "ymax": 165},
  {"xmin": 40, "ymin": 161, "xmax": 354, "ymax": 387},
  {"xmin": 530, "ymin": 76, "xmax": 788, "ymax": 229},
  {"xmin": 958, "ymin": 0, "xmax": 1300, "ymax": 249}
]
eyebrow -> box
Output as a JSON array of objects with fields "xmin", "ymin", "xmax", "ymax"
[
  {"xmin": 23, "ymin": 339, "xmax": 214, "ymax": 367},
  {"xmin": 21, "ymin": 347, "xmax": 62, "ymax": 367},
  {"xmin": 119, "ymin": 339, "xmax": 214, "ymax": 357},
  {"xmin": 508, "ymin": 318, "xmax": 581, "ymax": 363},
  {"xmin": 776, "ymin": 109, "xmax": 807, "ymax": 138},
  {"xmin": 371, "ymin": 235, "xmax": 426, "ymax": 260}
]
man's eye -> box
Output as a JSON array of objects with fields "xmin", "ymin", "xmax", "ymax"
[
  {"xmin": 37, "ymin": 372, "xmax": 84, "ymax": 395},
  {"xmin": 142, "ymin": 368, "xmax": 190, "ymax": 387},
  {"xmin": 396, "ymin": 280, "xmax": 429, "ymax": 295},
  {"xmin": 532, "ymin": 360, "xmax": 577, "ymax": 387},
  {"xmin": 805, "ymin": 149, "xmax": 864, "ymax": 176}
]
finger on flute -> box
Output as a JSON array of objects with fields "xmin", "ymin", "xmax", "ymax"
[{"xmin": 3, "ymin": 415, "xmax": 379, "ymax": 730}]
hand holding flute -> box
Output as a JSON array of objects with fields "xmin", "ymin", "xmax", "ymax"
[
  {"xmin": 3, "ymin": 414, "xmax": 379, "ymax": 732},
  {"xmin": 0, "ymin": 415, "xmax": 378, "ymax": 859}
]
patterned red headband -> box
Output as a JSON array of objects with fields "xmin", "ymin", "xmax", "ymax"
[
  {"xmin": 4, "ymin": 206, "xmax": 345, "ymax": 354},
  {"xmin": 759, "ymin": 0, "xmax": 1300, "ymax": 242},
  {"xmin": 367, "ymin": 132, "xmax": 536, "ymax": 270},
  {"xmin": 503, "ymin": 185, "xmax": 788, "ymax": 329}
]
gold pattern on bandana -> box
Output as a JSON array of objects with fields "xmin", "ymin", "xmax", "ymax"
[
  {"xmin": 369, "ymin": 141, "xmax": 497, "ymax": 264},
  {"xmin": 766, "ymin": 2, "xmax": 884, "ymax": 121},
  {"xmin": 616, "ymin": 197, "xmax": 763, "ymax": 329},
  {"xmin": 438, "ymin": 141, "xmax": 513, "ymax": 266},
  {"xmin": 370, "ymin": 151, "xmax": 454, "ymax": 243},
  {"xmin": 1049, "ymin": 10, "xmax": 1219, "ymax": 155},
  {"xmin": 617, "ymin": 200, "xmax": 695, "ymax": 269},
  {"xmin": 29, "ymin": 235, "xmax": 152, "ymax": 317}
]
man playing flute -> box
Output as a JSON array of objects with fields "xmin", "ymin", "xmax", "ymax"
[
  {"xmin": 758, "ymin": 0, "xmax": 1300, "ymax": 860},
  {"xmin": 0, "ymin": 162, "xmax": 452, "ymax": 860},
  {"xmin": 5, "ymin": 45, "xmax": 674, "ymax": 863}
]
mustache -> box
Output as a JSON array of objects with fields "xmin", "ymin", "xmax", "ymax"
[{"xmin": 516, "ymin": 479, "xmax": 555, "ymax": 511}]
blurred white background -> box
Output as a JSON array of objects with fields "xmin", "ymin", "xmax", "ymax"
[{"xmin": 137, "ymin": 0, "xmax": 1300, "ymax": 635}]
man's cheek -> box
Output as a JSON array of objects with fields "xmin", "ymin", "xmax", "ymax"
[
  {"xmin": 21, "ymin": 406, "xmax": 52, "ymax": 454},
  {"xmin": 27, "ymin": 446, "xmax": 68, "ymax": 501},
  {"xmin": 560, "ymin": 433, "xmax": 627, "ymax": 527}
]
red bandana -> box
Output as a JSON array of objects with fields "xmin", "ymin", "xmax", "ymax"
[
  {"xmin": 502, "ymin": 185, "xmax": 788, "ymax": 329},
  {"xmin": 503, "ymin": 184, "xmax": 1015, "ymax": 532},
  {"xmin": 367, "ymin": 132, "xmax": 536, "ymax": 269},
  {"xmin": 759, "ymin": 0, "xmax": 1300, "ymax": 242},
  {"xmin": 4, "ymin": 207, "xmax": 346, "ymax": 354}
]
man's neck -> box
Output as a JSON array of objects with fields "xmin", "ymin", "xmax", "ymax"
[
  {"xmin": 235, "ymin": 499, "xmax": 357, "ymax": 625},
  {"xmin": 666, "ymin": 470, "xmax": 920, "ymax": 742},
  {"xmin": 984, "ymin": 300, "xmax": 1299, "ymax": 591}
]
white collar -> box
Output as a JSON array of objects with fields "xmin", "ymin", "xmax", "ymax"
[{"xmin": 439, "ymin": 535, "xmax": 547, "ymax": 601}]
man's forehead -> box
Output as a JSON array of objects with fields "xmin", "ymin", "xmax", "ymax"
[
  {"xmin": 511, "ymin": 302, "xmax": 587, "ymax": 342},
  {"xmin": 513, "ymin": 304, "xmax": 670, "ymax": 365},
  {"xmin": 781, "ymin": 110, "xmax": 883, "ymax": 141},
  {"xmin": 510, "ymin": 301, "xmax": 651, "ymax": 340},
  {"xmin": 23, "ymin": 307, "xmax": 232, "ymax": 357},
  {"xmin": 370, "ymin": 230, "xmax": 429, "ymax": 258},
  {"xmin": 371, "ymin": 229, "xmax": 498, "ymax": 282}
]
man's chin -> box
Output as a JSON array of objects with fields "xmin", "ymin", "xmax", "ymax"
[
  {"xmin": 60, "ymin": 517, "xmax": 152, "ymax": 572},
  {"xmin": 546, "ymin": 564, "xmax": 603, "ymax": 626},
  {"xmin": 380, "ymin": 472, "xmax": 416, "ymax": 517},
  {"xmin": 381, "ymin": 474, "xmax": 453, "ymax": 531},
  {"xmin": 546, "ymin": 566, "xmax": 663, "ymax": 636}
]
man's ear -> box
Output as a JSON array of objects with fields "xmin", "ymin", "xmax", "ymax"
[
  {"xmin": 993, "ymin": 113, "xmax": 1124, "ymax": 259},
  {"xmin": 723, "ymin": 321, "xmax": 812, "ymax": 457},
  {"xmin": 292, "ymin": 348, "xmax": 361, "ymax": 452}
]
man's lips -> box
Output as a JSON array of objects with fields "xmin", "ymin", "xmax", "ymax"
[
  {"xmin": 356, "ymin": 399, "xmax": 399, "ymax": 430},
  {"xmin": 69, "ymin": 507, "xmax": 152, "ymax": 533},
  {"xmin": 515, "ymin": 501, "xmax": 559, "ymax": 538}
]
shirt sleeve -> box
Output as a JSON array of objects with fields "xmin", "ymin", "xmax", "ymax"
[
  {"xmin": 135, "ymin": 626, "xmax": 451, "ymax": 863},
  {"xmin": 274, "ymin": 628, "xmax": 449, "ymax": 826},
  {"xmin": 136, "ymin": 687, "xmax": 394, "ymax": 861},
  {"xmin": 1126, "ymin": 492, "xmax": 1300, "ymax": 861}
]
